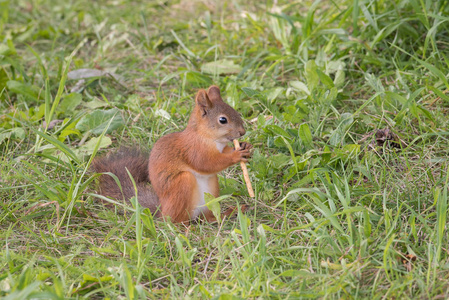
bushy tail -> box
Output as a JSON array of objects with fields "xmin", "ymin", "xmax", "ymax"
[{"xmin": 92, "ymin": 148, "xmax": 159, "ymax": 213}]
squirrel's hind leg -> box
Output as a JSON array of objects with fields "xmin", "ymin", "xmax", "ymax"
[{"xmin": 159, "ymin": 171, "xmax": 198, "ymax": 223}]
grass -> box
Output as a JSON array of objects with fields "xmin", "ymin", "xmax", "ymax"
[{"xmin": 1, "ymin": 0, "xmax": 449, "ymax": 298}]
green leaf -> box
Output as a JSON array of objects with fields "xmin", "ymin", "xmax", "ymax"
[
  {"xmin": 365, "ymin": 73, "xmax": 385, "ymax": 94},
  {"xmin": 342, "ymin": 144, "xmax": 361, "ymax": 156},
  {"xmin": 305, "ymin": 60, "xmax": 319, "ymax": 92},
  {"xmin": 271, "ymin": 153, "xmax": 292, "ymax": 169},
  {"xmin": 298, "ymin": 123, "xmax": 313, "ymax": 149},
  {"xmin": 0, "ymin": 68, "xmax": 9, "ymax": 92},
  {"xmin": 58, "ymin": 93, "xmax": 82, "ymax": 115},
  {"xmin": 204, "ymin": 193, "xmax": 222, "ymax": 223},
  {"xmin": 201, "ymin": 59, "xmax": 242, "ymax": 76},
  {"xmin": 0, "ymin": 128, "xmax": 25, "ymax": 144},
  {"xmin": 334, "ymin": 67, "xmax": 346, "ymax": 88},
  {"xmin": 290, "ymin": 80, "xmax": 310, "ymax": 95},
  {"xmin": 77, "ymin": 136, "xmax": 112, "ymax": 155},
  {"xmin": 184, "ymin": 71, "xmax": 212, "ymax": 87},
  {"xmin": 329, "ymin": 113, "xmax": 354, "ymax": 146},
  {"xmin": 386, "ymin": 91, "xmax": 407, "ymax": 105},
  {"xmin": 325, "ymin": 87, "xmax": 339, "ymax": 103},
  {"xmin": 32, "ymin": 128, "xmax": 80, "ymax": 163},
  {"xmin": 428, "ymin": 85, "xmax": 449, "ymax": 103},
  {"xmin": 75, "ymin": 108, "xmax": 124, "ymax": 135},
  {"xmin": 417, "ymin": 58, "xmax": 449, "ymax": 90},
  {"xmin": 265, "ymin": 125, "xmax": 292, "ymax": 139},
  {"xmin": 321, "ymin": 145, "xmax": 331, "ymax": 164},
  {"xmin": 241, "ymin": 87, "xmax": 259, "ymax": 98},
  {"xmin": 141, "ymin": 208, "xmax": 157, "ymax": 238},
  {"xmin": 83, "ymin": 98, "xmax": 108, "ymax": 109},
  {"xmin": 6, "ymin": 80, "xmax": 40, "ymax": 100},
  {"xmin": 72, "ymin": 274, "xmax": 114, "ymax": 296},
  {"xmin": 215, "ymin": 294, "xmax": 244, "ymax": 300},
  {"xmin": 171, "ymin": 29, "xmax": 196, "ymax": 58},
  {"xmin": 316, "ymin": 69, "xmax": 334, "ymax": 88},
  {"xmin": 0, "ymin": 40, "xmax": 16, "ymax": 56},
  {"xmin": 266, "ymin": 87, "xmax": 284, "ymax": 103}
]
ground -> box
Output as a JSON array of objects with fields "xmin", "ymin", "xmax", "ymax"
[{"xmin": 1, "ymin": 0, "xmax": 449, "ymax": 299}]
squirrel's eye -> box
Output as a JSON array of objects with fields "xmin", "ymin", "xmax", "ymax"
[{"xmin": 219, "ymin": 117, "xmax": 228, "ymax": 124}]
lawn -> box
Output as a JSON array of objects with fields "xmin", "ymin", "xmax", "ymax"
[{"xmin": 1, "ymin": 0, "xmax": 449, "ymax": 298}]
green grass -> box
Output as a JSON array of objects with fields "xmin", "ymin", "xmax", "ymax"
[{"xmin": 1, "ymin": 0, "xmax": 449, "ymax": 298}]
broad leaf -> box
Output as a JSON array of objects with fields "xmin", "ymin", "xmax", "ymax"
[
  {"xmin": 6, "ymin": 80, "xmax": 40, "ymax": 100},
  {"xmin": 58, "ymin": 93, "xmax": 82, "ymax": 115},
  {"xmin": 75, "ymin": 108, "xmax": 124, "ymax": 135},
  {"xmin": 201, "ymin": 59, "xmax": 242, "ymax": 76},
  {"xmin": 299, "ymin": 123, "xmax": 313, "ymax": 149}
]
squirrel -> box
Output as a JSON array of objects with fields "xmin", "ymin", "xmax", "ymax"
[{"xmin": 92, "ymin": 85, "xmax": 252, "ymax": 223}]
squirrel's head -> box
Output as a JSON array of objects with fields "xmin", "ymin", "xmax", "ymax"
[{"xmin": 191, "ymin": 85, "xmax": 246, "ymax": 143}]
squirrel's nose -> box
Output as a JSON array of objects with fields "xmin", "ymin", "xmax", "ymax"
[{"xmin": 239, "ymin": 128, "xmax": 246, "ymax": 137}]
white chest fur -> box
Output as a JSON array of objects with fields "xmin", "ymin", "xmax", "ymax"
[
  {"xmin": 191, "ymin": 171, "xmax": 214, "ymax": 219},
  {"xmin": 215, "ymin": 141, "xmax": 227, "ymax": 153},
  {"xmin": 190, "ymin": 142, "xmax": 225, "ymax": 219}
]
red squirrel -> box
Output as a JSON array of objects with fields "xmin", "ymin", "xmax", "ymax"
[{"xmin": 92, "ymin": 86, "xmax": 252, "ymax": 223}]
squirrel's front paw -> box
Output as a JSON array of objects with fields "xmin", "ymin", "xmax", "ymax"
[
  {"xmin": 233, "ymin": 147, "xmax": 251, "ymax": 163},
  {"xmin": 235, "ymin": 142, "xmax": 253, "ymax": 159},
  {"xmin": 238, "ymin": 142, "xmax": 253, "ymax": 152}
]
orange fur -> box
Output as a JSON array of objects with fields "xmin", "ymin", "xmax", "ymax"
[{"xmin": 94, "ymin": 86, "xmax": 252, "ymax": 223}]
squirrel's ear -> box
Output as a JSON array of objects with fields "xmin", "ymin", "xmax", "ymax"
[
  {"xmin": 195, "ymin": 89, "xmax": 213, "ymax": 116},
  {"xmin": 207, "ymin": 85, "xmax": 222, "ymax": 103}
]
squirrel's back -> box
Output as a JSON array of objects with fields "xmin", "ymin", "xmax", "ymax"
[{"xmin": 92, "ymin": 148, "xmax": 159, "ymax": 213}]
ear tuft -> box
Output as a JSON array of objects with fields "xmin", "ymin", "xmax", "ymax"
[
  {"xmin": 207, "ymin": 85, "xmax": 222, "ymax": 103},
  {"xmin": 195, "ymin": 89, "xmax": 213, "ymax": 115}
]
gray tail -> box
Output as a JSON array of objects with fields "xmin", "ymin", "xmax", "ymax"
[{"xmin": 92, "ymin": 148, "xmax": 159, "ymax": 213}]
